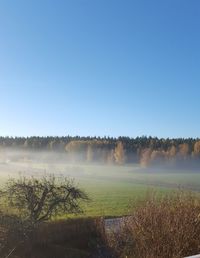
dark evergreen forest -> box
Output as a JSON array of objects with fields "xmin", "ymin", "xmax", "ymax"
[{"xmin": 0, "ymin": 136, "xmax": 200, "ymax": 167}]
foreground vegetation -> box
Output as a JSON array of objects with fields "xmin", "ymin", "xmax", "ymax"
[
  {"xmin": 0, "ymin": 217, "xmax": 106, "ymax": 258},
  {"xmin": 0, "ymin": 175, "xmax": 90, "ymax": 258},
  {"xmin": 108, "ymin": 191, "xmax": 200, "ymax": 258},
  {"xmin": 2, "ymin": 179, "xmax": 200, "ymax": 257}
]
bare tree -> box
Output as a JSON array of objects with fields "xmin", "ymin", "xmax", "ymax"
[
  {"xmin": 0, "ymin": 175, "xmax": 88, "ymax": 258},
  {"xmin": 4, "ymin": 175, "xmax": 88, "ymax": 226}
]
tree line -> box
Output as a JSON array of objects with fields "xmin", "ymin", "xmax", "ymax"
[{"xmin": 0, "ymin": 136, "xmax": 200, "ymax": 167}]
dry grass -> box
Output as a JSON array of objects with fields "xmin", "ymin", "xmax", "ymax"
[
  {"xmin": 33, "ymin": 217, "xmax": 105, "ymax": 249},
  {"xmin": 1, "ymin": 217, "xmax": 106, "ymax": 258},
  {"xmin": 108, "ymin": 191, "xmax": 200, "ymax": 258}
]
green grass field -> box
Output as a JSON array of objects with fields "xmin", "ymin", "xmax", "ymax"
[
  {"xmin": 75, "ymin": 165, "xmax": 200, "ymax": 217},
  {"xmin": 1, "ymin": 161, "xmax": 200, "ymax": 217}
]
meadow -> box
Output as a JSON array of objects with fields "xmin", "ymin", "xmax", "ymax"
[{"xmin": 1, "ymin": 157, "xmax": 200, "ymax": 217}]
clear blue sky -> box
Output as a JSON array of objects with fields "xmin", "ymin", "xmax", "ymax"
[{"xmin": 0, "ymin": 0, "xmax": 199, "ymax": 138}]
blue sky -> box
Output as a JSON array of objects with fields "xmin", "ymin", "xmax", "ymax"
[{"xmin": 0, "ymin": 0, "xmax": 200, "ymax": 138}]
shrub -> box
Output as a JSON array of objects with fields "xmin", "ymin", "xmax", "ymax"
[
  {"xmin": 109, "ymin": 191, "xmax": 200, "ymax": 258},
  {"xmin": 13, "ymin": 217, "xmax": 106, "ymax": 258}
]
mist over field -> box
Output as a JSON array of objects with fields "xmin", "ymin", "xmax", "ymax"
[
  {"xmin": 0, "ymin": 137, "xmax": 200, "ymax": 217},
  {"xmin": 0, "ymin": 146, "xmax": 200, "ymax": 178}
]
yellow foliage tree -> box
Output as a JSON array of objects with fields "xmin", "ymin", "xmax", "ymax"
[
  {"xmin": 140, "ymin": 148, "xmax": 152, "ymax": 167},
  {"xmin": 114, "ymin": 142, "xmax": 126, "ymax": 165},
  {"xmin": 179, "ymin": 143, "xmax": 189, "ymax": 159},
  {"xmin": 193, "ymin": 141, "xmax": 200, "ymax": 157}
]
